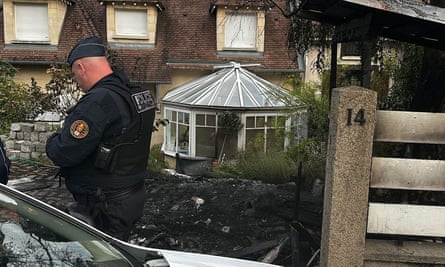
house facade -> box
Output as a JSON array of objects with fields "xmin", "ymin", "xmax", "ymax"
[{"xmin": 0, "ymin": 0, "xmax": 302, "ymax": 147}]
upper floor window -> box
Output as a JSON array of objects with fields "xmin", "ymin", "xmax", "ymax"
[
  {"xmin": 15, "ymin": 3, "xmax": 49, "ymax": 42},
  {"xmin": 224, "ymin": 12, "xmax": 257, "ymax": 49},
  {"xmin": 216, "ymin": 8, "xmax": 265, "ymax": 53},
  {"xmin": 115, "ymin": 9, "xmax": 148, "ymax": 37},
  {"xmin": 3, "ymin": 0, "xmax": 68, "ymax": 45},
  {"xmin": 105, "ymin": 3, "xmax": 158, "ymax": 46}
]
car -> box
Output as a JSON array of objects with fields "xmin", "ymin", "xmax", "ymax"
[{"xmin": 0, "ymin": 183, "xmax": 281, "ymax": 267}]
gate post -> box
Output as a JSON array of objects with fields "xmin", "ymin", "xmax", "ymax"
[{"xmin": 320, "ymin": 86, "xmax": 377, "ymax": 266}]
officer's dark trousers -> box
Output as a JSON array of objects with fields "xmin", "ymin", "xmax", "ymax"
[{"xmin": 72, "ymin": 185, "xmax": 145, "ymax": 241}]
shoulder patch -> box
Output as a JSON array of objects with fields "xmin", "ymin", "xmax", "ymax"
[
  {"xmin": 131, "ymin": 90, "xmax": 156, "ymax": 113},
  {"xmin": 70, "ymin": 120, "xmax": 89, "ymax": 139}
]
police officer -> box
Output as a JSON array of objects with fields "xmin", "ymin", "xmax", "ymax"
[
  {"xmin": 0, "ymin": 137, "xmax": 10, "ymax": 185},
  {"xmin": 46, "ymin": 36, "xmax": 155, "ymax": 241}
]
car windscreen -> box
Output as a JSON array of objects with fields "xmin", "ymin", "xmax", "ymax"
[{"xmin": 0, "ymin": 191, "xmax": 132, "ymax": 266}]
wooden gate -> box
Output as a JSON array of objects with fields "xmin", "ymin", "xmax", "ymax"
[{"xmin": 320, "ymin": 86, "xmax": 445, "ymax": 267}]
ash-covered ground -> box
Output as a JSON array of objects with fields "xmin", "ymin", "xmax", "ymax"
[
  {"xmin": 8, "ymin": 161, "xmax": 323, "ymax": 266},
  {"xmin": 131, "ymin": 171, "xmax": 323, "ymax": 266}
]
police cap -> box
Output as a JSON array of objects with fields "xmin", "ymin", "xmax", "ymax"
[{"xmin": 67, "ymin": 36, "xmax": 106, "ymax": 66}]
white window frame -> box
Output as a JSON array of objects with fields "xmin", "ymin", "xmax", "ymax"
[
  {"xmin": 164, "ymin": 109, "xmax": 191, "ymax": 156},
  {"xmin": 114, "ymin": 8, "xmax": 148, "ymax": 38},
  {"xmin": 243, "ymin": 114, "xmax": 290, "ymax": 153},
  {"xmin": 195, "ymin": 112, "xmax": 218, "ymax": 158},
  {"xmin": 14, "ymin": 3, "xmax": 49, "ymax": 42},
  {"xmin": 224, "ymin": 12, "xmax": 257, "ymax": 50}
]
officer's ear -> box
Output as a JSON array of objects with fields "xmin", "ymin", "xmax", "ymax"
[{"xmin": 72, "ymin": 60, "xmax": 86, "ymax": 74}]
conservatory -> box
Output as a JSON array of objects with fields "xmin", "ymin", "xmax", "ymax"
[{"xmin": 161, "ymin": 62, "xmax": 307, "ymax": 164}]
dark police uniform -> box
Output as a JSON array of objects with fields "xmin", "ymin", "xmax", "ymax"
[
  {"xmin": 0, "ymin": 137, "xmax": 10, "ymax": 185},
  {"xmin": 46, "ymin": 37, "xmax": 155, "ymax": 240}
]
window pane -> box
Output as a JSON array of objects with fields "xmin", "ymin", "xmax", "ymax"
[
  {"xmin": 178, "ymin": 124, "xmax": 189, "ymax": 154},
  {"xmin": 277, "ymin": 116, "xmax": 286, "ymax": 127},
  {"xmin": 256, "ymin": 117, "xmax": 265, "ymax": 128},
  {"xmin": 266, "ymin": 128, "xmax": 285, "ymax": 152},
  {"xmin": 171, "ymin": 111, "xmax": 177, "ymax": 122},
  {"xmin": 341, "ymin": 42, "xmax": 360, "ymax": 57},
  {"xmin": 115, "ymin": 9, "xmax": 147, "ymax": 36},
  {"xmin": 15, "ymin": 3, "xmax": 49, "ymax": 41},
  {"xmin": 267, "ymin": 116, "xmax": 285, "ymax": 127},
  {"xmin": 178, "ymin": 111, "xmax": 189, "ymax": 123},
  {"xmin": 0, "ymin": 195, "xmax": 130, "ymax": 266},
  {"xmin": 196, "ymin": 127, "xmax": 216, "ymax": 158},
  {"xmin": 267, "ymin": 116, "xmax": 275, "ymax": 127},
  {"xmin": 246, "ymin": 117, "xmax": 255, "ymax": 128},
  {"xmin": 166, "ymin": 122, "xmax": 177, "ymax": 152},
  {"xmin": 225, "ymin": 13, "xmax": 256, "ymax": 49},
  {"xmin": 207, "ymin": 115, "xmax": 216, "ymax": 126},
  {"xmin": 245, "ymin": 129, "xmax": 264, "ymax": 153},
  {"xmin": 196, "ymin": 114, "xmax": 205, "ymax": 126}
]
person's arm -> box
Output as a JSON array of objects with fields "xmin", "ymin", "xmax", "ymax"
[
  {"xmin": 46, "ymin": 93, "xmax": 110, "ymax": 167},
  {"xmin": 0, "ymin": 138, "xmax": 10, "ymax": 184}
]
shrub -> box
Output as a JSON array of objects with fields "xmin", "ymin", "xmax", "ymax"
[
  {"xmin": 45, "ymin": 63, "xmax": 82, "ymax": 118},
  {"xmin": 233, "ymin": 151, "xmax": 297, "ymax": 184},
  {"xmin": 0, "ymin": 61, "xmax": 56, "ymax": 133},
  {"xmin": 148, "ymin": 144, "xmax": 168, "ymax": 174},
  {"xmin": 286, "ymin": 138, "xmax": 326, "ymax": 190},
  {"xmin": 284, "ymin": 82, "xmax": 329, "ymax": 190}
]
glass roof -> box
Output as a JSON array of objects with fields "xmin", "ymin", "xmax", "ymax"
[{"xmin": 162, "ymin": 62, "xmax": 299, "ymax": 109}]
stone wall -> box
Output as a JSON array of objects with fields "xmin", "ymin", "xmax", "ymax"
[{"xmin": 4, "ymin": 122, "xmax": 57, "ymax": 160}]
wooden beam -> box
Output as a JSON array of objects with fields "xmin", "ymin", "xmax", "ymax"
[
  {"xmin": 361, "ymin": 40, "xmax": 372, "ymax": 88},
  {"xmin": 367, "ymin": 203, "xmax": 445, "ymax": 237},
  {"xmin": 371, "ymin": 157, "xmax": 445, "ymax": 191},
  {"xmin": 374, "ymin": 110, "xmax": 445, "ymax": 144},
  {"xmin": 333, "ymin": 13, "xmax": 373, "ymax": 42}
]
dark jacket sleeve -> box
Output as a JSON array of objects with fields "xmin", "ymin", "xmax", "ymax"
[
  {"xmin": 0, "ymin": 137, "xmax": 10, "ymax": 184},
  {"xmin": 45, "ymin": 90, "xmax": 119, "ymax": 168}
]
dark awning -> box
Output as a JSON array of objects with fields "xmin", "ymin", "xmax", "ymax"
[{"xmin": 297, "ymin": 0, "xmax": 445, "ymax": 50}]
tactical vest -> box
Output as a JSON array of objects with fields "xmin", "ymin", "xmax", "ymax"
[{"xmin": 95, "ymin": 82, "xmax": 156, "ymax": 176}]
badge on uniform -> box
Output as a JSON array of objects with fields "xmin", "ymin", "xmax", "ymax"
[
  {"xmin": 70, "ymin": 120, "xmax": 89, "ymax": 139},
  {"xmin": 131, "ymin": 90, "xmax": 156, "ymax": 113}
]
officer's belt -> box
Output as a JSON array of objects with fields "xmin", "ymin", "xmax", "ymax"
[{"xmin": 103, "ymin": 181, "xmax": 144, "ymax": 201}]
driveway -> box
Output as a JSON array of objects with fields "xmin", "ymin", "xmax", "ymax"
[{"xmin": 7, "ymin": 159, "xmax": 74, "ymax": 209}]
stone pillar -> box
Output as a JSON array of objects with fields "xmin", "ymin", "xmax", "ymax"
[{"xmin": 320, "ymin": 86, "xmax": 377, "ymax": 267}]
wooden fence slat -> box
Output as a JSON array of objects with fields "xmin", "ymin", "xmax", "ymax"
[
  {"xmin": 374, "ymin": 110, "xmax": 445, "ymax": 144},
  {"xmin": 367, "ymin": 203, "xmax": 445, "ymax": 237},
  {"xmin": 371, "ymin": 157, "xmax": 445, "ymax": 191}
]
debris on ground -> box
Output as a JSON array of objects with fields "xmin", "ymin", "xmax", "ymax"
[{"xmin": 8, "ymin": 161, "xmax": 323, "ymax": 266}]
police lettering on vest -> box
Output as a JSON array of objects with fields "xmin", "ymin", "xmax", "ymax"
[{"xmin": 132, "ymin": 90, "xmax": 156, "ymax": 113}]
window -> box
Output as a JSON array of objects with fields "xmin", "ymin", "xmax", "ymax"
[
  {"xmin": 14, "ymin": 3, "xmax": 49, "ymax": 42},
  {"xmin": 224, "ymin": 12, "xmax": 257, "ymax": 49},
  {"xmin": 106, "ymin": 3, "xmax": 158, "ymax": 45},
  {"xmin": 340, "ymin": 42, "xmax": 361, "ymax": 60},
  {"xmin": 245, "ymin": 115, "xmax": 287, "ymax": 153},
  {"xmin": 0, "ymin": 192, "xmax": 131, "ymax": 266},
  {"xmin": 216, "ymin": 8, "xmax": 264, "ymax": 52},
  {"xmin": 115, "ymin": 9, "xmax": 148, "ymax": 37},
  {"xmin": 165, "ymin": 110, "xmax": 190, "ymax": 155},
  {"xmin": 196, "ymin": 113, "xmax": 217, "ymax": 158},
  {"xmin": 3, "ymin": 0, "xmax": 67, "ymax": 45}
]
